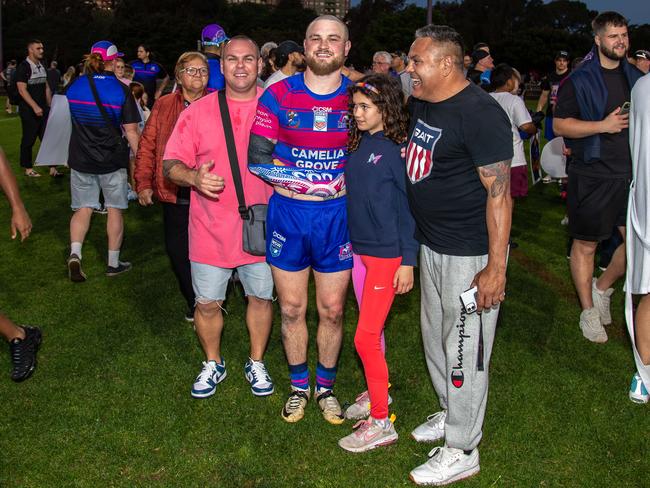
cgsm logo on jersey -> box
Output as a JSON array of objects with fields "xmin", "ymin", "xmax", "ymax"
[
  {"xmin": 270, "ymin": 231, "xmax": 286, "ymax": 258},
  {"xmin": 313, "ymin": 107, "xmax": 331, "ymax": 132},
  {"xmin": 406, "ymin": 119, "xmax": 442, "ymax": 184}
]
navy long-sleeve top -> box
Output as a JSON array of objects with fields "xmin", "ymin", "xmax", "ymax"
[{"xmin": 344, "ymin": 131, "xmax": 419, "ymax": 266}]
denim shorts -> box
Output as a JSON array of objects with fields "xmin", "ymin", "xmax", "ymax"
[
  {"xmin": 191, "ymin": 261, "xmax": 274, "ymax": 303},
  {"xmin": 70, "ymin": 168, "xmax": 128, "ymax": 210}
]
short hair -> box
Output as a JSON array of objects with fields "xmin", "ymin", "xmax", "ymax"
[
  {"xmin": 261, "ymin": 42, "xmax": 277, "ymax": 59},
  {"xmin": 592, "ymin": 11, "xmax": 628, "ymax": 36},
  {"xmin": 489, "ymin": 63, "xmax": 515, "ymax": 91},
  {"xmin": 130, "ymin": 81, "xmax": 145, "ymax": 100},
  {"xmin": 306, "ymin": 15, "xmax": 349, "ymax": 42},
  {"xmin": 373, "ymin": 51, "xmax": 392, "ymax": 64},
  {"xmin": 174, "ymin": 51, "xmax": 208, "ymax": 81},
  {"xmin": 123, "ymin": 64, "xmax": 134, "ymax": 80},
  {"xmin": 27, "ymin": 39, "xmax": 43, "ymax": 48},
  {"xmin": 414, "ymin": 24, "xmax": 465, "ymax": 69},
  {"xmin": 473, "ymin": 42, "xmax": 489, "ymax": 52},
  {"xmin": 222, "ymin": 35, "xmax": 260, "ymax": 59}
]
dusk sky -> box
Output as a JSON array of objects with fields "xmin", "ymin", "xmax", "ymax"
[{"xmin": 403, "ymin": 0, "xmax": 650, "ymax": 25}]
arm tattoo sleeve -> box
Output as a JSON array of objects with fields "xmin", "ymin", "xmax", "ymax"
[
  {"xmin": 162, "ymin": 159, "xmax": 183, "ymax": 179},
  {"xmin": 248, "ymin": 134, "xmax": 276, "ymax": 165},
  {"xmin": 479, "ymin": 160, "xmax": 511, "ymax": 198}
]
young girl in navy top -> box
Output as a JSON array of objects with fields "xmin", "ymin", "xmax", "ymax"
[{"xmin": 338, "ymin": 74, "xmax": 419, "ymax": 452}]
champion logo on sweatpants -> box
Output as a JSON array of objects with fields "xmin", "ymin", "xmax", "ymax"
[{"xmin": 451, "ymin": 309, "xmax": 470, "ymax": 388}]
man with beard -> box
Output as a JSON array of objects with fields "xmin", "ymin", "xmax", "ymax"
[
  {"xmin": 554, "ymin": 11, "xmax": 643, "ymax": 343},
  {"xmin": 404, "ymin": 25, "xmax": 512, "ymax": 485},
  {"xmin": 264, "ymin": 40, "xmax": 305, "ymax": 88},
  {"xmin": 248, "ymin": 15, "xmax": 352, "ymax": 425}
]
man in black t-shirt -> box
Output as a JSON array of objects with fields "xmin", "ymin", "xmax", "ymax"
[
  {"xmin": 554, "ymin": 11, "xmax": 643, "ymax": 344},
  {"xmin": 535, "ymin": 50, "xmax": 570, "ymax": 141},
  {"xmin": 405, "ymin": 25, "xmax": 513, "ymax": 486},
  {"xmin": 15, "ymin": 39, "xmax": 51, "ymax": 177}
]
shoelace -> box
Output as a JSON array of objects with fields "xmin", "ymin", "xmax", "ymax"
[
  {"xmin": 196, "ymin": 361, "xmax": 218, "ymax": 383},
  {"xmin": 10, "ymin": 338, "xmax": 32, "ymax": 369},
  {"xmin": 352, "ymin": 419, "xmax": 373, "ymax": 436},
  {"xmin": 427, "ymin": 447, "xmax": 461, "ymax": 467},
  {"xmin": 249, "ymin": 361, "xmax": 269, "ymax": 384},
  {"xmin": 426, "ymin": 410, "xmax": 446, "ymax": 428},
  {"xmin": 286, "ymin": 391, "xmax": 308, "ymax": 412},
  {"xmin": 318, "ymin": 391, "xmax": 341, "ymax": 414},
  {"xmin": 354, "ymin": 390, "xmax": 370, "ymax": 403}
]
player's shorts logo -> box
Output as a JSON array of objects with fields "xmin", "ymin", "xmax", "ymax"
[
  {"xmin": 338, "ymin": 242, "xmax": 353, "ymax": 261},
  {"xmin": 270, "ymin": 238, "xmax": 283, "ymax": 257},
  {"xmin": 407, "ymin": 119, "xmax": 442, "ymax": 184}
]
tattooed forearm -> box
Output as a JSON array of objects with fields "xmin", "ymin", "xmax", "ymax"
[{"xmin": 478, "ymin": 160, "xmax": 511, "ymax": 198}]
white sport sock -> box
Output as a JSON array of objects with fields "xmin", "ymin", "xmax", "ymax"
[
  {"xmin": 70, "ymin": 242, "xmax": 82, "ymax": 259},
  {"xmin": 108, "ymin": 249, "xmax": 120, "ymax": 268}
]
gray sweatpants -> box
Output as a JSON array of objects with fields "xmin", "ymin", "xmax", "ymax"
[{"xmin": 420, "ymin": 245, "xmax": 499, "ymax": 451}]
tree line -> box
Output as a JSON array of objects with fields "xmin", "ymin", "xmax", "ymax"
[{"xmin": 2, "ymin": 0, "xmax": 649, "ymax": 74}]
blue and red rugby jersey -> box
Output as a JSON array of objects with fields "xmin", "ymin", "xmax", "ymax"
[
  {"xmin": 249, "ymin": 72, "xmax": 351, "ymax": 197},
  {"xmin": 66, "ymin": 72, "xmax": 140, "ymax": 174}
]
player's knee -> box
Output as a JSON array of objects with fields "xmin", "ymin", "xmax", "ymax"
[
  {"xmin": 280, "ymin": 302, "xmax": 304, "ymax": 328},
  {"xmin": 319, "ymin": 302, "xmax": 344, "ymax": 326}
]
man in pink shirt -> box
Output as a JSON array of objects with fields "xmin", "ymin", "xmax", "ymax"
[{"xmin": 163, "ymin": 36, "xmax": 275, "ymax": 399}]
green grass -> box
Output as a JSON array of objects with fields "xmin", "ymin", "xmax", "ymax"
[{"xmin": 0, "ymin": 96, "xmax": 648, "ymax": 487}]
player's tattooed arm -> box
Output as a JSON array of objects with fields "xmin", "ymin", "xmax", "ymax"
[
  {"xmin": 248, "ymin": 134, "xmax": 277, "ymax": 166},
  {"xmin": 478, "ymin": 160, "xmax": 511, "ymax": 198}
]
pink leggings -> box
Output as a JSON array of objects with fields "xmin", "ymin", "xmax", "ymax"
[{"xmin": 353, "ymin": 254, "xmax": 401, "ymax": 419}]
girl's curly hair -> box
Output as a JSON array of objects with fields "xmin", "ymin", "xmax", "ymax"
[{"xmin": 347, "ymin": 73, "xmax": 409, "ymax": 152}]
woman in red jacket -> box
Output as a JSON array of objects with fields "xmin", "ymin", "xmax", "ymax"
[{"xmin": 134, "ymin": 51, "xmax": 209, "ymax": 321}]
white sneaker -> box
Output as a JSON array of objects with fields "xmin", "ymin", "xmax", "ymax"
[
  {"xmin": 409, "ymin": 446, "xmax": 480, "ymax": 486},
  {"xmin": 244, "ymin": 358, "xmax": 274, "ymax": 396},
  {"xmin": 344, "ymin": 389, "xmax": 393, "ymax": 420},
  {"xmin": 591, "ymin": 278, "xmax": 614, "ymax": 326},
  {"xmin": 629, "ymin": 372, "xmax": 649, "ymax": 404},
  {"xmin": 338, "ymin": 417, "xmax": 398, "ymax": 453},
  {"xmin": 579, "ymin": 307, "xmax": 607, "ymax": 343},
  {"xmin": 191, "ymin": 360, "xmax": 227, "ymax": 398},
  {"xmin": 411, "ymin": 410, "xmax": 446, "ymax": 443}
]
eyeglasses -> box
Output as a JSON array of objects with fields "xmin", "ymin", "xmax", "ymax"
[{"xmin": 181, "ymin": 66, "xmax": 209, "ymax": 77}]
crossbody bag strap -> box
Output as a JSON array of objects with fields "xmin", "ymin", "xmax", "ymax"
[
  {"xmin": 218, "ymin": 89, "xmax": 248, "ymax": 220},
  {"xmin": 86, "ymin": 73, "xmax": 122, "ymax": 139}
]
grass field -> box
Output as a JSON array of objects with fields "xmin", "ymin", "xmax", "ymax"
[{"xmin": 0, "ymin": 97, "xmax": 647, "ymax": 487}]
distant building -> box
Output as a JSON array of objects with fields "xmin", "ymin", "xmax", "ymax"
[
  {"xmin": 302, "ymin": 0, "xmax": 349, "ymax": 18},
  {"xmin": 226, "ymin": 0, "xmax": 349, "ymax": 18}
]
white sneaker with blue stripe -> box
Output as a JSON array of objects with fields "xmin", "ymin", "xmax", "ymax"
[
  {"xmin": 629, "ymin": 372, "xmax": 649, "ymax": 404},
  {"xmin": 245, "ymin": 358, "xmax": 274, "ymax": 396},
  {"xmin": 191, "ymin": 360, "xmax": 227, "ymax": 398}
]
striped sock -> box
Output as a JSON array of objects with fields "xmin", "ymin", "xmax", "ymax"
[
  {"xmin": 316, "ymin": 362, "xmax": 337, "ymax": 391},
  {"xmin": 289, "ymin": 362, "xmax": 309, "ymax": 390}
]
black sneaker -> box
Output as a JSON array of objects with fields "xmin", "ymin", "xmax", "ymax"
[
  {"xmin": 67, "ymin": 254, "xmax": 87, "ymax": 282},
  {"xmin": 93, "ymin": 205, "xmax": 108, "ymax": 215},
  {"xmin": 106, "ymin": 261, "xmax": 132, "ymax": 277},
  {"xmin": 10, "ymin": 326, "xmax": 42, "ymax": 382},
  {"xmin": 184, "ymin": 309, "xmax": 195, "ymax": 322}
]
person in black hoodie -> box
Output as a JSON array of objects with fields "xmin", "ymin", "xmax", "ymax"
[{"xmin": 338, "ymin": 74, "xmax": 418, "ymax": 453}]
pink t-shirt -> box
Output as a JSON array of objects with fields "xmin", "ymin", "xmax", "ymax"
[{"xmin": 163, "ymin": 88, "xmax": 273, "ymax": 268}]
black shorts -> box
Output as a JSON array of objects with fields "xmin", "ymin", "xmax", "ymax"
[{"xmin": 567, "ymin": 170, "xmax": 629, "ymax": 242}]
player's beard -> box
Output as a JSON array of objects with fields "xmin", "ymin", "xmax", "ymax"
[
  {"xmin": 599, "ymin": 43, "xmax": 627, "ymax": 62},
  {"xmin": 306, "ymin": 50, "xmax": 345, "ymax": 76}
]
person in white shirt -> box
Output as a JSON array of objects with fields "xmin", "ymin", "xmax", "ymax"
[
  {"xmin": 263, "ymin": 40, "xmax": 305, "ymax": 89},
  {"xmin": 489, "ymin": 63, "xmax": 537, "ymax": 200}
]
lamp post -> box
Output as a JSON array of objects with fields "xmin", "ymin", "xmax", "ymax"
[{"xmin": 427, "ymin": 0, "xmax": 432, "ymax": 24}]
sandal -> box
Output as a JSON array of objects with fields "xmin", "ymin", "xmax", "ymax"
[{"xmin": 25, "ymin": 169, "xmax": 41, "ymax": 177}]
